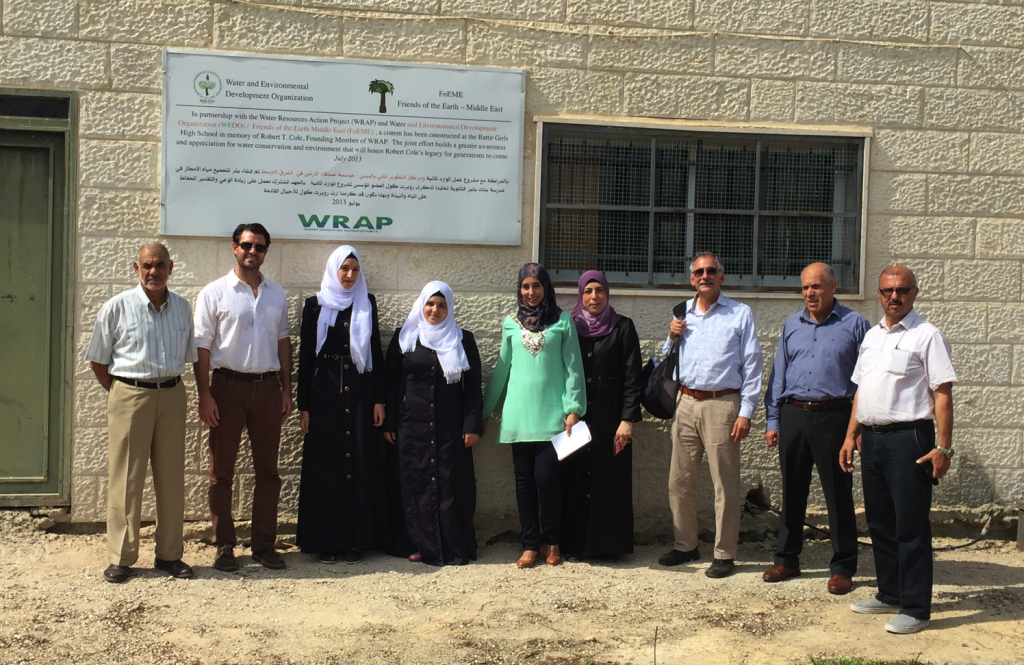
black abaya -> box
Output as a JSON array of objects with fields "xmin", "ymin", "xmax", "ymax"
[
  {"xmin": 383, "ymin": 330, "xmax": 483, "ymax": 566},
  {"xmin": 560, "ymin": 316, "xmax": 643, "ymax": 557}
]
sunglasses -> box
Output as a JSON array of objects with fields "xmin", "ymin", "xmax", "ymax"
[
  {"xmin": 237, "ymin": 242, "xmax": 268, "ymax": 253},
  {"xmin": 878, "ymin": 287, "xmax": 913, "ymax": 297},
  {"xmin": 692, "ymin": 267, "xmax": 720, "ymax": 277}
]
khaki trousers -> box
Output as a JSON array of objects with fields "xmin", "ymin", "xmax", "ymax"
[
  {"xmin": 668, "ymin": 392, "xmax": 742, "ymax": 560},
  {"xmin": 106, "ymin": 379, "xmax": 186, "ymax": 566}
]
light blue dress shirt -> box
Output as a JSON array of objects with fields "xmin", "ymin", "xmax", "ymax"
[{"xmin": 661, "ymin": 293, "xmax": 763, "ymax": 419}]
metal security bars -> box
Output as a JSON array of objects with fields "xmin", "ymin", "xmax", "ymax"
[{"xmin": 539, "ymin": 124, "xmax": 864, "ymax": 292}]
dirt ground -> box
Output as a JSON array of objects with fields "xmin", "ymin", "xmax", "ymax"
[{"xmin": 1, "ymin": 509, "xmax": 1022, "ymax": 665}]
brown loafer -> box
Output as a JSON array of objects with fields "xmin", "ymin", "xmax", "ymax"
[
  {"xmin": 762, "ymin": 564, "xmax": 801, "ymax": 583},
  {"xmin": 827, "ymin": 574, "xmax": 853, "ymax": 595},
  {"xmin": 516, "ymin": 550, "xmax": 539, "ymax": 568},
  {"xmin": 544, "ymin": 544, "xmax": 562, "ymax": 566}
]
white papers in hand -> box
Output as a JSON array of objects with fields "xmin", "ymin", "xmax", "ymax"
[{"xmin": 551, "ymin": 421, "xmax": 592, "ymax": 461}]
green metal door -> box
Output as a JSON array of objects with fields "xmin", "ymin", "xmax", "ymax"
[{"xmin": 0, "ymin": 130, "xmax": 69, "ymax": 501}]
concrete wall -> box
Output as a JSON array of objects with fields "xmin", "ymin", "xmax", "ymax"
[{"xmin": 3, "ymin": 0, "xmax": 1023, "ymax": 532}]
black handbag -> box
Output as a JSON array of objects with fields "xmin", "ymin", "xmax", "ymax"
[{"xmin": 640, "ymin": 339, "xmax": 679, "ymax": 420}]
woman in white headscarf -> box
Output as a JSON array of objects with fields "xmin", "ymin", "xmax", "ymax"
[
  {"xmin": 296, "ymin": 245, "xmax": 388, "ymax": 565},
  {"xmin": 382, "ymin": 281, "xmax": 483, "ymax": 566}
]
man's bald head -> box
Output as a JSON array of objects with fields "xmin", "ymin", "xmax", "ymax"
[
  {"xmin": 878, "ymin": 265, "xmax": 918, "ymax": 325},
  {"xmin": 880, "ymin": 265, "xmax": 917, "ymax": 289},
  {"xmin": 134, "ymin": 243, "xmax": 173, "ymax": 298},
  {"xmin": 801, "ymin": 262, "xmax": 838, "ymax": 321},
  {"xmin": 138, "ymin": 242, "xmax": 171, "ymax": 265}
]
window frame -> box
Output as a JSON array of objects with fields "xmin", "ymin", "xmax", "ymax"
[{"xmin": 532, "ymin": 116, "xmax": 872, "ymax": 300}]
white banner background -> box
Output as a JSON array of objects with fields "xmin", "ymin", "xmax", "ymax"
[{"xmin": 161, "ymin": 49, "xmax": 525, "ymax": 245}]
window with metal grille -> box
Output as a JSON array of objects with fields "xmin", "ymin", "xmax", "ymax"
[{"xmin": 540, "ymin": 124, "xmax": 864, "ymax": 293}]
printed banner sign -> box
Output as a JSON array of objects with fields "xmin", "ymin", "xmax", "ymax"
[{"xmin": 161, "ymin": 49, "xmax": 525, "ymax": 244}]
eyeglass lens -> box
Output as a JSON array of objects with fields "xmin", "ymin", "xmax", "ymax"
[
  {"xmin": 239, "ymin": 242, "xmax": 268, "ymax": 253},
  {"xmin": 879, "ymin": 287, "xmax": 911, "ymax": 297},
  {"xmin": 693, "ymin": 267, "xmax": 719, "ymax": 277}
]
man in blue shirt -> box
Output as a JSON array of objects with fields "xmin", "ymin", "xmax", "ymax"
[
  {"xmin": 762, "ymin": 262, "xmax": 870, "ymax": 594},
  {"xmin": 658, "ymin": 252, "xmax": 763, "ymax": 578}
]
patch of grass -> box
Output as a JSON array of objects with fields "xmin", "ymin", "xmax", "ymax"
[{"xmin": 810, "ymin": 659, "xmax": 922, "ymax": 665}]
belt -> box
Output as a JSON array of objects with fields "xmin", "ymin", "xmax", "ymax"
[
  {"xmin": 112, "ymin": 375, "xmax": 181, "ymax": 390},
  {"xmin": 786, "ymin": 397, "xmax": 852, "ymax": 412},
  {"xmin": 679, "ymin": 386, "xmax": 740, "ymax": 400},
  {"xmin": 214, "ymin": 368, "xmax": 277, "ymax": 382},
  {"xmin": 867, "ymin": 420, "xmax": 929, "ymax": 434}
]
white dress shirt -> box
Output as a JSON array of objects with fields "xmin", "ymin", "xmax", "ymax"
[
  {"xmin": 85, "ymin": 285, "xmax": 198, "ymax": 379},
  {"xmin": 851, "ymin": 309, "xmax": 956, "ymax": 426},
  {"xmin": 194, "ymin": 270, "xmax": 290, "ymax": 373},
  {"xmin": 661, "ymin": 293, "xmax": 763, "ymax": 419}
]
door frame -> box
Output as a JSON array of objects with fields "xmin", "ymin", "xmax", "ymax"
[{"xmin": 0, "ymin": 88, "xmax": 77, "ymax": 506}]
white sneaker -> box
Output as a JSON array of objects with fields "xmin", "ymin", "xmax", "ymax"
[
  {"xmin": 850, "ymin": 598, "xmax": 900, "ymax": 614},
  {"xmin": 885, "ymin": 614, "xmax": 930, "ymax": 634}
]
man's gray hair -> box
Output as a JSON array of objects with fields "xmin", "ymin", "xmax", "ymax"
[
  {"xmin": 880, "ymin": 265, "xmax": 917, "ymax": 288},
  {"xmin": 803, "ymin": 262, "xmax": 836, "ymax": 282},
  {"xmin": 137, "ymin": 242, "xmax": 171, "ymax": 264},
  {"xmin": 689, "ymin": 251, "xmax": 723, "ymax": 274}
]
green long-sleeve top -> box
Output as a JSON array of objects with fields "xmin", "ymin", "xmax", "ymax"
[{"xmin": 482, "ymin": 311, "xmax": 587, "ymax": 443}]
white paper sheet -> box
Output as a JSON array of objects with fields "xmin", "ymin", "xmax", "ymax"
[{"xmin": 551, "ymin": 421, "xmax": 592, "ymax": 461}]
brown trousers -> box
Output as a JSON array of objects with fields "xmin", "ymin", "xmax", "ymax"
[
  {"xmin": 668, "ymin": 392, "xmax": 743, "ymax": 560},
  {"xmin": 106, "ymin": 379, "xmax": 186, "ymax": 566},
  {"xmin": 208, "ymin": 371, "xmax": 283, "ymax": 552}
]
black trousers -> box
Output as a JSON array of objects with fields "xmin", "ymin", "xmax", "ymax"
[
  {"xmin": 775, "ymin": 402, "xmax": 858, "ymax": 576},
  {"xmin": 861, "ymin": 422, "xmax": 935, "ymax": 620},
  {"xmin": 511, "ymin": 441, "xmax": 561, "ymax": 550}
]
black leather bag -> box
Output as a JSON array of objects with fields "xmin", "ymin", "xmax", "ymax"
[{"xmin": 640, "ymin": 339, "xmax": 679, "ymax": 420}]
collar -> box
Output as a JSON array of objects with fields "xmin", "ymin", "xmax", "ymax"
[
  {"xmin": 228, "ymin": 269, "xmax": 264, "ymax": 289},
  {"xmin": 880, "ymin": 308, "xmax": 920, "ymax": 332},
  {"xmin": 688, "ymin": 292, "xmax": 727, "ymax": 314},
  {"xmin": 799, "ymin": 299, "xmax": 844, "ymax": 325},
  {"xmin": 133, "ymin": 283, "xmax": 168, "ymax": 311}
]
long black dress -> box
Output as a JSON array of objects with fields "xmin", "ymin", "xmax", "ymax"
[
  {"xmin": 383, "ymin": 330, "xmax": 483, "ymax": 566},
  {"xmin": 560, "ymin": 316, "xmax": 643, "ymax": 557},
  {"xmin": 296, "ymin": 295, "xmax": 390, "ymax": 553}
]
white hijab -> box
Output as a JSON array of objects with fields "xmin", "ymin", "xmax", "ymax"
[
  {"xmin": 316, "ymin": 245, "xmax": 373, "ymax": 373},
  {"xmin": 398, "ymin": 281, "xmax": 470, "ymax": 384}
]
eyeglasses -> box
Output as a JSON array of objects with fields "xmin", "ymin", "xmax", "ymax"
[
  {"xmin": 878, "ymin": 287, "xmax": 913, "ymax": 297},
  {"xmin": 237, "ymin": 242, "xmax": 268, "ymax": 253},
  {"xmin": 692, "ymin": 267, "xmax": 720, "ymax": 277}
]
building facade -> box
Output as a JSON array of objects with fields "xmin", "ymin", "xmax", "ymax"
[{"xmin": 1, "ymin": 0, "xmax": 1022, "ymax": 534}]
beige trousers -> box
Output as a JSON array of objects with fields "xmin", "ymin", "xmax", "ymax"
[
  {"xmin": 106, "ymin": 379, "xmax": 186, "ymax": 566},
  {"xmin": 668, "ymin": 392, "xmax": 742, "ymax": 560}
]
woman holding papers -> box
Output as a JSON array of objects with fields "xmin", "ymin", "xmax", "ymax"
[
  {"xmin": 483, "ymin": 263, "xmax": 586, "ymax": 568},
  {"xmin": 561, "ymin": 271, "xmax": 643, "ymax": 561},
  {"xmin": 296, "ymin": 245, "xmax": 389, "ymax": 565},
  {"xmin": 382, "ymin": 281, "xmax": 483, "ymax": 566}
]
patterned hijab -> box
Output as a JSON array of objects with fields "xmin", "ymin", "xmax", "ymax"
[
  {"xmin": 515, "ymin": 263, "xmax": 561, "ymax": 332},
  {"xmin": 572, "ymin": 270, "xmax": 621, "ymax": 338}
]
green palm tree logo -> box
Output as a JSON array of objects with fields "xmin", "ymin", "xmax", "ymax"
[
  {"xmin": 368, "ymin": 80, "xmax": 394, "ymax": 113},
  {"xmin": 198, "ymin": 74, "xmax": 216, "ymax": 96}
]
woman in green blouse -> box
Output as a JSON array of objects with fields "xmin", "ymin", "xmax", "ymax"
[{"xmin": 483, "ymin": 263, "xmax": 586, "ymax": 568}]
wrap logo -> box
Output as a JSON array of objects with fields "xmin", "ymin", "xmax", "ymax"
[{"xmin": 298, "ymin": 214, "xmax": 394, "ymax": 231}]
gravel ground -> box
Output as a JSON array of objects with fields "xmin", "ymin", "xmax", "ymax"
[{"xmin": 1, "ymin": 509, "xmax": 1022, "ymax": 665}]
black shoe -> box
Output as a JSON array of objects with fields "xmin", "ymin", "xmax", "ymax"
[
  {"xmin": 154, "ymin": 558, "xmax": 194, "ymax": 579},
  {"xmin": 344, "ymin": 549, "xmax": 362, "ymax": 564},
  {"xmin": 319, "ymin": 552, "xmax": 339, "ymax": 564},
  {"xmin": 214, "ymin": 545, "xmax": 238, "ymax": 572},
  {"xmin": 658, "ymin": 547, "xmax": 700, "ymax": 567},
  {"xmin": 103, "ymin": 564, "xmax": 130, "ymax": 583},
  {"xmin": 705, "ymin": 558, "xmax": 735, "ymax": 578},
  {"xmin": 252, "ymin": 546, "xmax": 286, "ymax": 570}
]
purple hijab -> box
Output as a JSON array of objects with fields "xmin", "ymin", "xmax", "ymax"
[
  {"xmin": 572, "ymin": 270, "xmax": 621, "ymax": 338},
  {"xmin": 516, "ymin": 263, "xmax": 562, "ymax": 332}
]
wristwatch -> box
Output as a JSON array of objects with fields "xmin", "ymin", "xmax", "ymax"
[{"xmin": 934, "ymin": 445, "xmax": 955, "ymax": 459}]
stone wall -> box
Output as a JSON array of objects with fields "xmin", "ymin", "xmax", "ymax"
[{"xmin": 2, "ymin": 0, "xmax": 1022, "ymax": 532}]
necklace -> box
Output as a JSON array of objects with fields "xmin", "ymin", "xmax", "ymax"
[{"xmin": 519, "ymin": 325, "xmax": 546, "ymax": 356}]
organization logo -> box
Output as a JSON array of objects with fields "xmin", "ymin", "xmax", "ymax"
[
  {"xmin": 194, "ymin": 71, "xmax": 222, "ymax": 104},
  {"xmin": 298, "ymin": 214, "xmax": 394, "ymax": 231}
]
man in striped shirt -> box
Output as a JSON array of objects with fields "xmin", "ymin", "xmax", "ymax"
[{"xmin": 86, "ymin": 243, "xmax": 198, "ymax": 584}]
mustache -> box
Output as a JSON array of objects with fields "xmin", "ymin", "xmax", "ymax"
[{"xmin": 698, "ymin": 279, "xmax": 715, "ymax": 286}]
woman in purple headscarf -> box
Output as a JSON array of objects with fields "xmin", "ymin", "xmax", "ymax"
[{"xmin": 560, "ymin": 270, "xmax": 643, "ymax": 562}]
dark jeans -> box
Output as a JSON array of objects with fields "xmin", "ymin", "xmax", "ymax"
[
  {"xmin": 208, "ymin": 371, "xmax": 283, "ymax": 552},
  {"xmin": 511, "ymin": 441, "xmax": 561, "ymax": 550},
  {"xmin": 861, "ymin": 421, "xmax": 935, "ymax": 620},
  {"xmin": 775, "ymin": 402, "xmax": 858, "ymax": 577}
]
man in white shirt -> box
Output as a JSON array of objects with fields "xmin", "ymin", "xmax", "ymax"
[
  {"xmin": 658, "ymin": 252, "xmax": 763, "ymax": 578},
  {"xmin": 840, "ymin": 266, "xmax": 956, "ymax": 635},
  {"xmin": 194, "ymin": 224, "xmax": 293, "ymax": 571},
  {"xmin": 86, "ymin": 243, "xmax": 198, "ymax": 583}
]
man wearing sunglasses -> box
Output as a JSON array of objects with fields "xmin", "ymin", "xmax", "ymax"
[
  {"xmin": 839, "ymin": 266, "xmax": 956, "ymax": 634},
  {"xmin": 762, "ymin": 263, "xmax": 870, "ymax": 595},
  {"xmin": 194, "ymin": 223, "xmax": 293, "ymax": 572},
  {"xmin": 658, "ymin": 252, "xmax": 763, "ymax": 578}
]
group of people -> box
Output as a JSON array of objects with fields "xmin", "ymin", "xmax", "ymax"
[{"xmin": 86, "ymin": 224, "xmax": 956, "ymax": 636}]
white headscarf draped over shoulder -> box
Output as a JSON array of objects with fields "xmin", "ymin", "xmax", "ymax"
[
  {"xmin": 316, "ymin": 245, "xmax": 373, "ymax": 373},
  {"xmin": 398, "ymin": 281, "xmax": 470, "ymax": 384}
]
